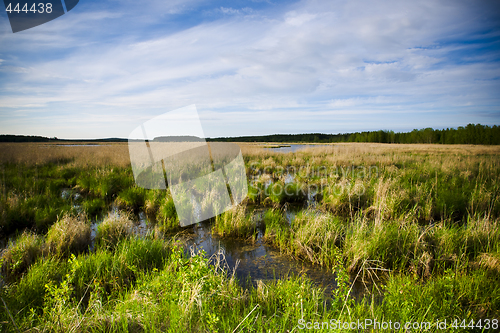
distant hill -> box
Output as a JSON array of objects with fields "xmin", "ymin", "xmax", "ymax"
[{"xmin": 2, "ymin": 124, "xmax": 499, "ymax": 144}]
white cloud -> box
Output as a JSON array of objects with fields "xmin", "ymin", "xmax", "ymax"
[{"xmin": 0, "ymin": 0, "xmax": 499, "ymax": 138}]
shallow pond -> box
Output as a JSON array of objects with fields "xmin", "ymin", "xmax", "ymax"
[
  {"xmin": 87, "ymin": 206, "xmax": 368, "ymax": 299},
  {"xmin": 263, "ymin": 144, "xmax": 330, "ymax": 153}
]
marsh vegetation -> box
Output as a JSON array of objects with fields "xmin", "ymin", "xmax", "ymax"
[{"xmin": 0, "ymin": 142, "xmax": 499, "ymax": 332}]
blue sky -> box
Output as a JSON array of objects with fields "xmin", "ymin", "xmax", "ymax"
[{"xmin": 0, "ymin": 0, "xmax": 499, "ymax": 139}]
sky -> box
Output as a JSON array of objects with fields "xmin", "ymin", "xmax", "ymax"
[{"xmin": 0, "ymin": 0, "xmax": 499, "ymax": 139}]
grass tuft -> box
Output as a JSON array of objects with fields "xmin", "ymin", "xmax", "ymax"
[
  {"xmin": 46, "ymin": 213, "xmax": 91, "ymax": 257},
  {"xmin": 213, "ymin": 204, "xmax": 256, "ymax": 239},
  {"xmin": 0, "ymin": 231, "xmax": 43, "ymax": 283},
  {"xmin": 96, "ymin": 211, "xmax": 134, "ymax": 249}
]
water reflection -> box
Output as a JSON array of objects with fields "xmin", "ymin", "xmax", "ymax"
[{"xmin": 264, "ymin": 144, "xmax": 330, "ymax": 153}]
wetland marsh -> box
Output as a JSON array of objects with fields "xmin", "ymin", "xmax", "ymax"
[{"xmin": 0, "ymin": 142, "xmax": 499, "ymax": 332}]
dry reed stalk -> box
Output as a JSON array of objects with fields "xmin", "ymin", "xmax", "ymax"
[{"xmin": 0, "ymin": 143, "xmax": 130, "ymax": 167}]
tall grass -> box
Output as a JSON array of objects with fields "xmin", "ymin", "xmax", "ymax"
[
  {"xmin": 213, "ymin": 205, "xmax": 257, "ymax": 238},
  {"xmin": 2, "ymin": 237, "xmax": 498, "ymax": 332},
  {"xmin": 96, "ymin": 211, "xmax": 134, "ymax": 249},
  {"xmin": 1, "ymin": 142, "xmax": 500, "ymax": 331},
  {"xmin": 0, "ymin": 231, "xmax": 43, "ymax": 283},
  {"xmin": 46, "ymin": 213, "xmax": 91, "ymax": 257}
]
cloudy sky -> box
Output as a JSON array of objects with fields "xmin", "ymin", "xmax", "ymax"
[{"xmin": 0, "ymin": 0, "xmax": 499, "ymax": 139}]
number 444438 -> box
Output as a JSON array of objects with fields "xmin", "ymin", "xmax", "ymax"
[
  {"xmin": 6, "ymin": 3, "xmax": 53, "ymax": 14},
  {"xmin": 451, "ymin": 319, "xmax": 498, "ymax": 330}
]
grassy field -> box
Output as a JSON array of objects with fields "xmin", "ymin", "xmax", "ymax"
[{"xmin": 0, "ymin": 142, "xmax": 499, "ymax": 332}]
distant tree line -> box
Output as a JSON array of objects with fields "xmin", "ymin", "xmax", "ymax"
[
  {"xmin": 2, "ymin": 124, "xmax": 499, "ymax": 144},
  {"xmin": 0, "ymin": 135, "xmax": 55, "ymax": 142},
  {"xmin": 209, "ymin": 124, "xmax": 500, "ymax": 145},
  {"xmin": 0, "ymin": 135, "xmax": 127, "ymax": 143}
]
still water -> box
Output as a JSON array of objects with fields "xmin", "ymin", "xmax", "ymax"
[
  {"xmin": 264, "ymin": 144, "xmax": 330, "ymax": 153},
  {"xmin": 87, "ymin": 207, "xmax": 368, "ymax": 299}
]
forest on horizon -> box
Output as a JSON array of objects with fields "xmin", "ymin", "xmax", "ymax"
[{"xmin": 1, "ymin": 123, "xmax": 499, "ymax": 145}]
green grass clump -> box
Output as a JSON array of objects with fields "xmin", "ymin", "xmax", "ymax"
[
  {"xmin": 46, "ymin": 213, "xmax": 91, "ymax": 257},
  {"xmin": 156, "ymin": 194, "xmax": 180, "ymax": 233},
  {"xmin": 282, "ymin": 182, "xmax": 308, "ymax": 204},
  {"xmin": 213, "ymin": 205, "xmax": 256, "ymax": 238},
  {"xmin": 144, "ymin": 189, "xmax": 166, "ymax": 218},
  {"xmin": 263, "ymin": 208, "xmax": 290, "ymax": 249},
  {"xmin": 344, "ymin": 219, "xmax": 426, "ymax": 273},
  {"xmin": 247, "ymin": 181, "xmax": 266, "ymax": 204},
  {"xmin": 322, "ymin": 178, "xmax": 372, "ymax": 216},
  {"xmin": 433, "ymin": 216, "xmax": 500, "ymax": 262},
  {"xmin": 95, "ymin": 169, "xmax": 133, "ymax": 201},
  {"xmin": 3, "ymin": 257, "xmax": 70, "ymax": 318},
  {"xmin": 265, "ymin": 181, "xmax": 286, "ymax": 205},
  {"xmin": 96, "ymin": 211, "xmax": 134, "ymax": 249},
  {"xmin": 70, "ymin": 237, "xmax": 172, "ymax": 305},
  {"xmin": 290, "ymin": 210, "xmax": 346, "ymax": 266},
  {"xmin": 263, "ymin": 209, "xmax": 345, "ymax": 267},
  {"xmin": 0, "ymin": 231, "xmax": 44, "ymax": 283},
  {"xmin": 377, "ymin": 268, "xmax": 500, "ymax": 325},
  {"xmin": 115, "ymin": 186, "xmax": 146, "ymax": 212},
  {"xmin": 82, "ymin": 197, "xmax": 106, "ymax": 218}
]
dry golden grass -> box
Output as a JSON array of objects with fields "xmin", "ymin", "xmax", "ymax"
[
  {"xmin": 477, "ymin": 252, "xmax": 500, "ymax": 274},
  {"xmin": 0, "ymin": 142, "xmax": 130, "ymax": 167},
  {"xmin": 2, "ymin": 142, "xmax": 498, "ymax": 168}
]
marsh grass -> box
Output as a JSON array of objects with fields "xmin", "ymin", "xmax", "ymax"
[
  {"xmin": 1, "ymin": 236, "xmax": 499, "ymax": 332},
  {"xmin": 0, "ymin": 241, "xmax": 345, "ymax": 332},
  {"xmin": 82, "ymin": 197, "xmax": 106, "ymax": 218},
  {"xmin": 375, "ymin": 268, "xmax": 500, "ymax": 325},
  {"xmin": 262, "ymin": 208, "xmax": 290, "ymax": 249},
  {"xmin": 114, "ymin": 187, "xmax": 146, "ymax": 213},
  {"xmin": 344, "ymin": 218, "xmax": 427, "ymax": 273},
  {"xmin": 96, "ymin": 211, "xmax": 134, "ymax": 249},
  {"xmin": 144, "ymin": 189, "xmax": 166, "ymax": 218},
  {"xmin": 46, "ymin": 213, "xmax": 91, "ymax": 257},
  {"xmin": 4, "ymin": 257, "xmax": 70, "ymax": 320},
  {"xmin": 1, "ymin": 142, "xmax": 500, "ymax": 331},
  {"xmin": 0, "ymin": 231, "xmax": 43, "ymax": 283},
  {"xmin": 213, "ymin": 204, "xmax": 257, "ymax": 239},
  {"xmin": 291, "ymin": 210, "xmax": 345, "ymax": 267},
  {"xmin": 156, "ymin": 193, "xmax": 180, "ymax": 233}
]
